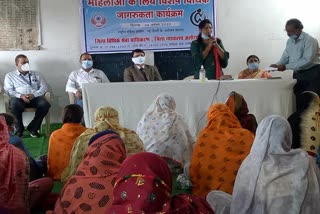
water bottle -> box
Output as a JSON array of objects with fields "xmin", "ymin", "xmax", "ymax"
[{"xmin": 199, "ymin": 65, "xmax": 206, "ymax": 82}]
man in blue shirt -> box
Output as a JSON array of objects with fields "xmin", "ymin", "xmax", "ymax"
[{"xmin": 271, "ymin": 19, "xmax": 320, "ymax": 106}]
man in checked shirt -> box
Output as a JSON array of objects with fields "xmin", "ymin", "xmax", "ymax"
[{"xmin": 4, "ymin": 54, "xmax": 51, "ymax": 138}]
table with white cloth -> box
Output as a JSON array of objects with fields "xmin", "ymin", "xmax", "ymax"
[{"xmin": 82, "ymin": 79, "xmax": 296, "ymax": 138}]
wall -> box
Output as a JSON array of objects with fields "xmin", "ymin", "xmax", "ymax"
[
  {"xmin": 0, "ymin": 0, "xmax": 319, "ymax": 123},
  {"xmin": 0, "ymin": 0, "xmax": 82, "ymax": 122}
]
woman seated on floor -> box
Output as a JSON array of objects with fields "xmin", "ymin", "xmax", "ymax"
[
  {"xmin": 288, "ymin": 91, "xmax": 320, "ymax": 157},
  {"xmin": 50, "ymin": 130, "xmax": 126, "ymax": 213},
  {"xmin": 106, "ymin": 152, "xmax": 214, "ymax": 213},
  {"xmin": 61, "ymin": 106, "xmax": 144, "ymax": 183},
  {"xmin": 137, "ymin": 93, "xmax": 194, "ymax": 166},
  {"xmin": 47, "ymin": 104, "xmax": 87, "ymax": 180},
  {"xmin": 225, "ymin": 91, "xmax": 258, "ymax": 134},
  {"xmin": 0, "ymin": 115, "xmax": 53, "ymax": 213},
  {"xmin": 229, "ymin": 115, "xmax": 320, "ymax": 214},
  {"xmin": 0, "ymin": 113, "xmax": 46, "ymax": 181},
  {"xmin": 190, "ymin": 103, "xmax": 254, "ymax": 197},
  {"xmin": 238, "ymin": 55, "xmax": 271, "ymax": 79}
]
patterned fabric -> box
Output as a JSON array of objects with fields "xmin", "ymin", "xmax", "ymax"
[
  {"xmin": 288, "ymin": 91, "xmax": 320, "ymax": 156},
  {"xmin": 238, "ymin": 68, "xmax": 271, "ymax": 79},
  {"xmin": 0, "ymin": 116, "xmax": 29, "ymax": 213},
  {"xmin": 52, "ymin": 131, "xmax": 126, "ymax": 214},
  {"xmin": 231, "ymin": 115, "xmax": 320, "ymax": 214},
  {"xmin": 61, "ymin": 107, "xmax": 144, "ymax": 183},
  {"xmin": 47, "ymin": 123, "xmax": 86, "ymax": 180},
  {"xmin": 137, "ymin": 94, "xmax": 194, "ymax": 165},
  {"xmin": 190, "ymin": 103, "xmax": 254, "ymax": 196},
  {"xmin": 106, "ymin": 152, "xmax": 215, "ymax": 214},
  {"xmin": 225, "ymin": 91, "xmax": 258, "ymax": 134}
]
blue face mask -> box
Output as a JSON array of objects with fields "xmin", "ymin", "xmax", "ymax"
[
  {"xmin": 248, "ymin": 62, "xmax": 259, "ymax": 70},
  {"xmin": 289, "ymin": 34, "xmax": 298, "ymax": 40},
  {"xmin": 81, "ymin": 60, "xmax": 93, "ymax": 69},
  {"xmin": 201, "ymin": 33, "xmax": 210, "ymax": 40}
]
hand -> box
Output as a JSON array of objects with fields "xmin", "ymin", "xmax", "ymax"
[
  {"xmin": 208, "ymin": 37, "xmax": 217, "ymax": 47},
  {"xmin": 21, "ymin": 95, "xmax": 30, "ymax": 103},
  {"xmin": 277, "ymin": 65, "xmax": 286, "ymax": 71},
  {"xmin": 26, "ymin": 94, "xmax": 34, "ymax": 100},
  {"xmin": 75, "ymin": 90, "xmax": 82, "ymax": 99},
  {"xmin": 219, "ymin": 75, "xmax": 233, "ymax": 80}
]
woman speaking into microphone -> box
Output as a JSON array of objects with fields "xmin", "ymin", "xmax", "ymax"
[{"xmin": 191, "ymin": 19, "xmax": 231, "ymax": 80}]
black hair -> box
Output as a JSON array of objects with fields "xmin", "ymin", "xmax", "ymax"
[
  {"xmin": 0, "ymin": 113, "xmax": 17, "ymax": 126},
  {"xmin": 79, "ymin": 52, "xmax": 91, "ymax": 61},
  {"xmin": 15, "ymin": 54, "xmax": 28, "ymax": 64},
  {"xmin": 197, "ymin": 19, "xmax": 213, "ymax": 44},
  {"xmin": 131, "ymin": 49, "xmax": 145, "ymax": 57},
  {"xmin": 62, "ymin": 104, "xmax": 84, "ymax": 123},
  {"xmin": 246, "ymin": 55, "xmax": 260, "ymax": 63},
  {"xmin": 286, "ymin": 18, "xmax": 303, "ymax": 30}
]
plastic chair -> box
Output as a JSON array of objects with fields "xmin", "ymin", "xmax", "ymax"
[{"xmin": 0, "ymin": 92, "xmax": 51, "ymax": 136}]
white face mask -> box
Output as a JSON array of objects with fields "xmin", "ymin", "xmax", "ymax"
[
  {"xmin": 21, "ymin": 63, "xmax": 30, "ymax": 72},
  {"xmin": 81, "ymin": 60, "xmax": 93, "ymax": 69},
  {"xmin": 132, "ymin": 56, "xmax": 145, "ymax": 65},
  {"xmin": 201, "ymin": 33, "xmax": 210, "ymax": 40}
]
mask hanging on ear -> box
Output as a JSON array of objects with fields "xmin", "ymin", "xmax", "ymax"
[{"xmin": 201, "ymin": 33, "xmax": 210, "ymax": 40}]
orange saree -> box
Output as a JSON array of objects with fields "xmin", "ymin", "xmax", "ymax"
[
  {"xmin": 190, "ymin": 103, "xmax": 254, "ymax": 196},
  {"xmin": 47, "ymin": 123, "xmax": 86, "ymax": 180}
]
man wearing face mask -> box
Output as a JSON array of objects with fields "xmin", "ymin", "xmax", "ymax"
[
  {"xmin": 66, "ymin": 53, "xmax": 110, "ymax": 107},
  {"xmin": 123, "ymin": 49, "xmax": 162, "ymax": 82},
  {"xmin": 270, "ymin": 19, "xmax": 320, "ymax": 105},
  {"xmin": 3, "ymin": 54, "xmax": 51, "ymax": 138}
]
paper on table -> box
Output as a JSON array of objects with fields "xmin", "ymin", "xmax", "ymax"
[{"xmin": 264, "ymin": 67, "xmax": 278, "ymax": 71}]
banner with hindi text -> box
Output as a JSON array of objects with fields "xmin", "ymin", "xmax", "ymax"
[{"xmin": 82, "ymin": 0, "xmax": 215, "ymax": 53}]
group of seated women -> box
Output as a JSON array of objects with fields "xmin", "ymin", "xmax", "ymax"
[{"xmin": 1, "ymin": 90, "xmax": 320, "ymax": 213}]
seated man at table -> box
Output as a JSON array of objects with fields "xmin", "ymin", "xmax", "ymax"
[
  {"xmin": 4, "ymin": 54, "xmax": 51, "ymax": 138},
  {"xmin": 123, "ymin": 49, "xmax": 162, "ymax": 82},
  {"xmin": 66, "ymin": 53, "xmax": 110, "ymax": 107}
]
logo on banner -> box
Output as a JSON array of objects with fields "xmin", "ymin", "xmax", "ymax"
[
  {"xmin": 91, "ymin": 14, "xmax": 107, "ymax": 28},
  {"xmin": 190, "ymin": 9, "xmax": 208, "ymax": 26}
]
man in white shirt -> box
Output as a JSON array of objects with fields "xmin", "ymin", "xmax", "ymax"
[
  {"xmin": 4, "ymin": 54, "xmax": 51, "ymax": 138},
  {"xmin": 66, "ymin": 53, "xmax": 109, "ymax": 107}
]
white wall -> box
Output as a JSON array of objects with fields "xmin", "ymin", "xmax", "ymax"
[
  {"xmin": 217, "ymin": 0, "xmax": 320, "ymax": 74},
  {"xmin": 0, "ymin": 0, "xmax": 320, "ymax": 123},
  {"xmin": 0, "ymin": 0, "xmax": 82, "ymax": 122}
]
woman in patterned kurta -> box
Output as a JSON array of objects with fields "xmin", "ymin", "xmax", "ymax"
[
  {"xmin": 61, "ymin": 106, "xmax": 144, "ymax": 183},
  {"xmin": 190, "ymin": 103, "xmax": 254, "ymax": 196},
  {"xmin": 288, "ymin": 91, "xmax": 320, "ymax": 156},
  {"xmin": 137, "ymin": 94, "xmax": 194, "ymax": 165},
  {"xmin": 51, "ymin": 130, "xmax": 126, "ymax": 213},
  {"xmin": 47, "ymin": 104, "xmax": 87, "ymax": 180}
]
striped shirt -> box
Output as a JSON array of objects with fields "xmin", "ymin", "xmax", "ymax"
[
  {"xmin": 277, "ymin": 32, "xmax": 320, "ymax": 71},
  {"xmin": 4, "ymin": 70, "xmax": 48, "ymax": 98}
]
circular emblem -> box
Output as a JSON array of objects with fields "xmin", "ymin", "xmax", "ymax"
[
  {"xmin": 190, "ymin": 9, "xmax": 208, "ymax": 26},
  {"xmin": 91, "ymin": 14, "xmax": 107, "ymax": 28}
]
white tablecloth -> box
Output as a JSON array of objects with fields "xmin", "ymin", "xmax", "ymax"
[{"xmin": 82, "ymin": 79, "xmax": 296, "ymax": 138}]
